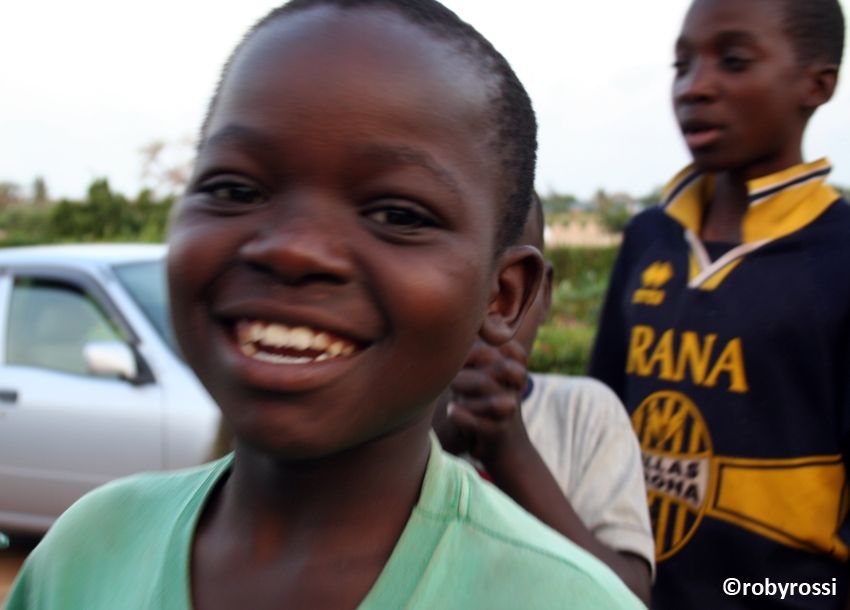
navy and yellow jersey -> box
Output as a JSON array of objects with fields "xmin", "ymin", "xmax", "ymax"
[{"xmin": 590, "ymin": 159, "xmax": 850, "ymax": 609}]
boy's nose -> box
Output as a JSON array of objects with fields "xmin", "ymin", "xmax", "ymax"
[
  {"xmin": 674, "ymin": 59, "xmax": 718, "ymax": 105},
  {"xmin": 238, "ymin": 200, "xmax": 354, "ymax": 286}
]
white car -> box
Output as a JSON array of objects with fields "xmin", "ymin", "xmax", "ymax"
[{"xmin": 0, "ymin": 244, "xmax": 221, "ymax": 534}]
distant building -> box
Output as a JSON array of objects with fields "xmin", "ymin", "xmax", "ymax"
[{"xmin": 545, "ymin": 211, "xmax": 621, "ymax": 247}]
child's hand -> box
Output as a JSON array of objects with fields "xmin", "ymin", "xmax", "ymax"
[{"xmin": 443, "ymin": 338, "xmax": 535, "ymax": 470}]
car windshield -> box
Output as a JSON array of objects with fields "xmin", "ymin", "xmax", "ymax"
[{"xmin": 112, "ymin": 259, "xmax": 179, "ymax": 356}]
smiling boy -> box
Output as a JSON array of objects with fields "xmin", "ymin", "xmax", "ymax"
[
  {"xmin": 6, "ymin": 1, "xmax": 644, "ymax": 609},
  {"xmin": 590, "ymin": 0, "xmax": 848, "ymax": 608}
]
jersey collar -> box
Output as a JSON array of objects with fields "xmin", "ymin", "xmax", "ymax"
[{"xmin": 662, "ymin": 158, "xmax": 839, "ymax": 244}]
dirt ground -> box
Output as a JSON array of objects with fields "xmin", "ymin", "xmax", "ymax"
[{"xmin": 0, "ymin": 534, "xmax": 38, "ymax": 604}]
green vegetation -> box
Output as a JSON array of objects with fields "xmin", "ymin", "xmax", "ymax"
[
  {"xmin": 0, "ymin": 179, "xmax": 174, "ymax": 246},
  {"xmin": 531, "ymin": 245, "xmax": 618, "ymax": 375}
]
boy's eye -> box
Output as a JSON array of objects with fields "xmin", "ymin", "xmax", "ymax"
[
  {"xmin": 720, "ymin": 55, "xmax": 752, "ymax": 72},
  {"xmin": 672, "ymin": 58, "xmax": 690, "ymax": 77},
  {"xmin": 199, "ymin": 182, "xmax": 264, "ymax": 205},
  {"xmin": 364, "ymin": 203, "xmax": 437, "ymax": 232}
]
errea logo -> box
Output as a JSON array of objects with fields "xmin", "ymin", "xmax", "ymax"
[{"xmin": 633, "ymin": 261, "xmax": 673, "ymax": 306}]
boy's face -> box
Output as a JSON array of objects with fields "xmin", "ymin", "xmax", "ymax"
[
  {"xmin": 168, "ymin": 7, "xmax": 509, "ymax": 459},
  {"xmin": 672, "ymin": 0, "xmax": 811, "ymax": 178}
]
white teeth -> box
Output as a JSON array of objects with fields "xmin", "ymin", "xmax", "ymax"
[
  {"xmin": 236, "ymin": 320, "xmax": 358, "ymax": 365},
  {"xmin": 265, "ymin": 324, "xmax": 289, "ymax": 347},
  {"xmin": 237, "ymin": 324, "xmax": 252, "ymax": 345},
  {"xmin": 254, "ymin": 352, "xmax": 313, "ymax": 365},
  {"xmin": 289, "ymin": 326, "xmax": 313, "ymax": 350},
  {"xmin": 312, "ymin": 332, "xmax": 331, "ymax": 351},
  {"xmin": 250, "ymin": 323, "xmax": 266, "ymax": 342}
]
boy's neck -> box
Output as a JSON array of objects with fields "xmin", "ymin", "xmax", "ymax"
[
  {"xmin": 700, "ymin": 172, "xmax": 749, "ymax": 242},
  {"xmin": 699, "ymin": 156, "xmax": 805, "ymax": 243},
  {"xmin": 203, "ymin": 416, "xmax": 432, "ymax": 551},
  {"xmin": 191, "ymin": 417, "xmax": 434, "ymax": 610}
]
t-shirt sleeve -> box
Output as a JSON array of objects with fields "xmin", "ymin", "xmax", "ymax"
[
  {"xmin": 3, "ymin": 559, "xmax": 33, "ymax": 609},
  {"xmin": 564, "ymin": 378, "xmax": 655, "ymax": 572}
]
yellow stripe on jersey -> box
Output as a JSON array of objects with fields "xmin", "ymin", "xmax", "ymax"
[{"xmin": 706, "ymin": 455, "xmax": 849, "ymax": 560}]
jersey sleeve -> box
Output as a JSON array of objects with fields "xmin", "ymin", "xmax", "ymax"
[{"xmin": 587, "ymin": 220, "xmax": 636, "ymax": 400}]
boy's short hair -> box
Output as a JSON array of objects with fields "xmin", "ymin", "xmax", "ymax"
[
  {"xmin": 781, "ymin": 0, "xmax": 845, "ymax": 66},
  {"xmin": 527, "ymin": 192, "xmax": 545, "ymax": 247},
  {"xmin": 201, "ymin": 0, "xmax": 537, "ymax": 250}
]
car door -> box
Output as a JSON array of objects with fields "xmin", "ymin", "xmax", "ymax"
[{"xmin": 0, "ymin": 268, "xmax": 164, "ymax": 530}]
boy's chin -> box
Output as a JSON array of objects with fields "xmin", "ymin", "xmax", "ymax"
[{"xmin": 688, "ymin": 153, "xmax": 740, "ymax": 175}]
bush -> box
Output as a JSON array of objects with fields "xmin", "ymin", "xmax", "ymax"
[
  {"xmin": 0, "ymin": 180, "xmax": 174, "ymax": 248},
  {"xmin": 529, "ymin": 245, "xmax": 620, "ymax": 374},
  {"xmin": 529, "ymin": 322, "xmax": 597, "ymax": 376}
]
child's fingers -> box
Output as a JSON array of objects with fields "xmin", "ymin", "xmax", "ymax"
[
  {"xmin": 452, "ymin": 393, "xmax": 518, "ymax": 421},
  {"xmin": 447, "ymin": 401, "xmax": 480, "ymax": 433},
  {"xmin": 488, "ymin": 355, "xmax": 527, "ymax": 392},
  {"xmin": 464, "ymin": 340, "xmax": 502, "ymax": 367},
  {"xmin": 451, "ymin": 367, "xmax": 503, "ymax": 398},
  {"xmin": 498, "ymin": 340, "xmax": 528, "ymax": 366},
  {"xmin": 447, "ymin": 401, "xmax": 501, "ymax": 436}
]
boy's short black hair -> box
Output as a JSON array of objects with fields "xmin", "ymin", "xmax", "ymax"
[
  {"xmin": 201, "ymin": 0, "xmax": 537, "ymax": 250},
  {"xmin": 781, "ymin": 0, "xmax": 845, "ymax": 66},
  {"xmin": 526, "ymin": 192, "xmax": 544, "ymax": 247}
]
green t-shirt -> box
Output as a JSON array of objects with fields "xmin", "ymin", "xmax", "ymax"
[{"xmin": 6, "ymin": 437, "xmax": 643, "ymax": 609}]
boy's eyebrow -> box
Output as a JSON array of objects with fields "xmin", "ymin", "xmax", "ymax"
[
  {"xmin": 715, "ymin": 30, "xmax": 760, "ymax": 47},
  {"xmin": 201, "ymin": 124, "xmax": 271, "ymax": 152},
  {"xmin": 199, "ymin": 127, "xmax": 463, "ymax": 196},
  {"xmin": 356, "ymin": 144, "xmax": 462, "ymax": 197},
  {"xmin": 676, "ymin": 29, "xmax": 760, "ymax": 51}
]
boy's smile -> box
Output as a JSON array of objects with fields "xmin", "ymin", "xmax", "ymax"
[
  {"xmin": 235, "ymin": 320, "xmax": 357, "ymax": 364},
  {"xmin": 168, "ymin": 7, "xmax": 505, "ymax": 459},
  {"xmin": 672, "ymin": 0, "xmax": 812, "ymax": 178}
]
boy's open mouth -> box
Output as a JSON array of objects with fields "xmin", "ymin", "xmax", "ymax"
[
  {"xmin": 680, "ymin": 119, "xmax": 722, "ymax": 149},
  {"xmin": 234, "ymin": 319, "xmax": 359, "ymax": 364}
]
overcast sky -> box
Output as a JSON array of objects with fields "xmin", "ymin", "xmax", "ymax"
[{"xmin": 2, "ymin": 0, "xmax": 848, "ymax": 201}]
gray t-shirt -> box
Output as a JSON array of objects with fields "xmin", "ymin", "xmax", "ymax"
[{"xmin": 522, "ymin": 373, "xmax": 655, "ymax": 572}]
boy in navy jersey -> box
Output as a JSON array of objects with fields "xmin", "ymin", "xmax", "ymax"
[{"xmin": 590, "ymin": 0, "xmax": 848, "ymax": 608}]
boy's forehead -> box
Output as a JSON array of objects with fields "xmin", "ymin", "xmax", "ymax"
[
  {"xmin": 203, "ymin": 5, "xmax": 503, "ymax": 171},
  {"xmin": 682, "ymin": 0, "xmax": 784, "ymax": 38},
  {"xmin": 200, "ymin": 4, "xmax": 506, "ymax": 246},
  {"xmin": 221, "ymin": 7, "xmax": 492, "ymax": 110}
]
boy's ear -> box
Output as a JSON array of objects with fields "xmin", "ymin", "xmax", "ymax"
[
  {"xmin": 479, "ymin": 245, "xmax": 545, "ymax": 346},
  {"xmin": 539, "ymin": 262, "xmax": 555, "ymax": 321},
  {"xmin": 802, "ymin": 63, "xmax": 839, "ymax": 110}
]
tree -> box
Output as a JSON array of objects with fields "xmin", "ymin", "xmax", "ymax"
[
  {"xmin": 592, "ymin": 189, "xmax": 633, "ymax": 234},
  {"xmin": 32, "ymin": 176, "xmax": 50, "ymax": 208},
  {"xmin": 540, "ymin": 191, "xmax": 579, "ymax": 215},
  {"xmin": 140, "ymin": 137, "xmax": 195, "ymax": 196},
  {"xmin": 0, "ymin": 181, "xmax": 23, "ymax": 210}
]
